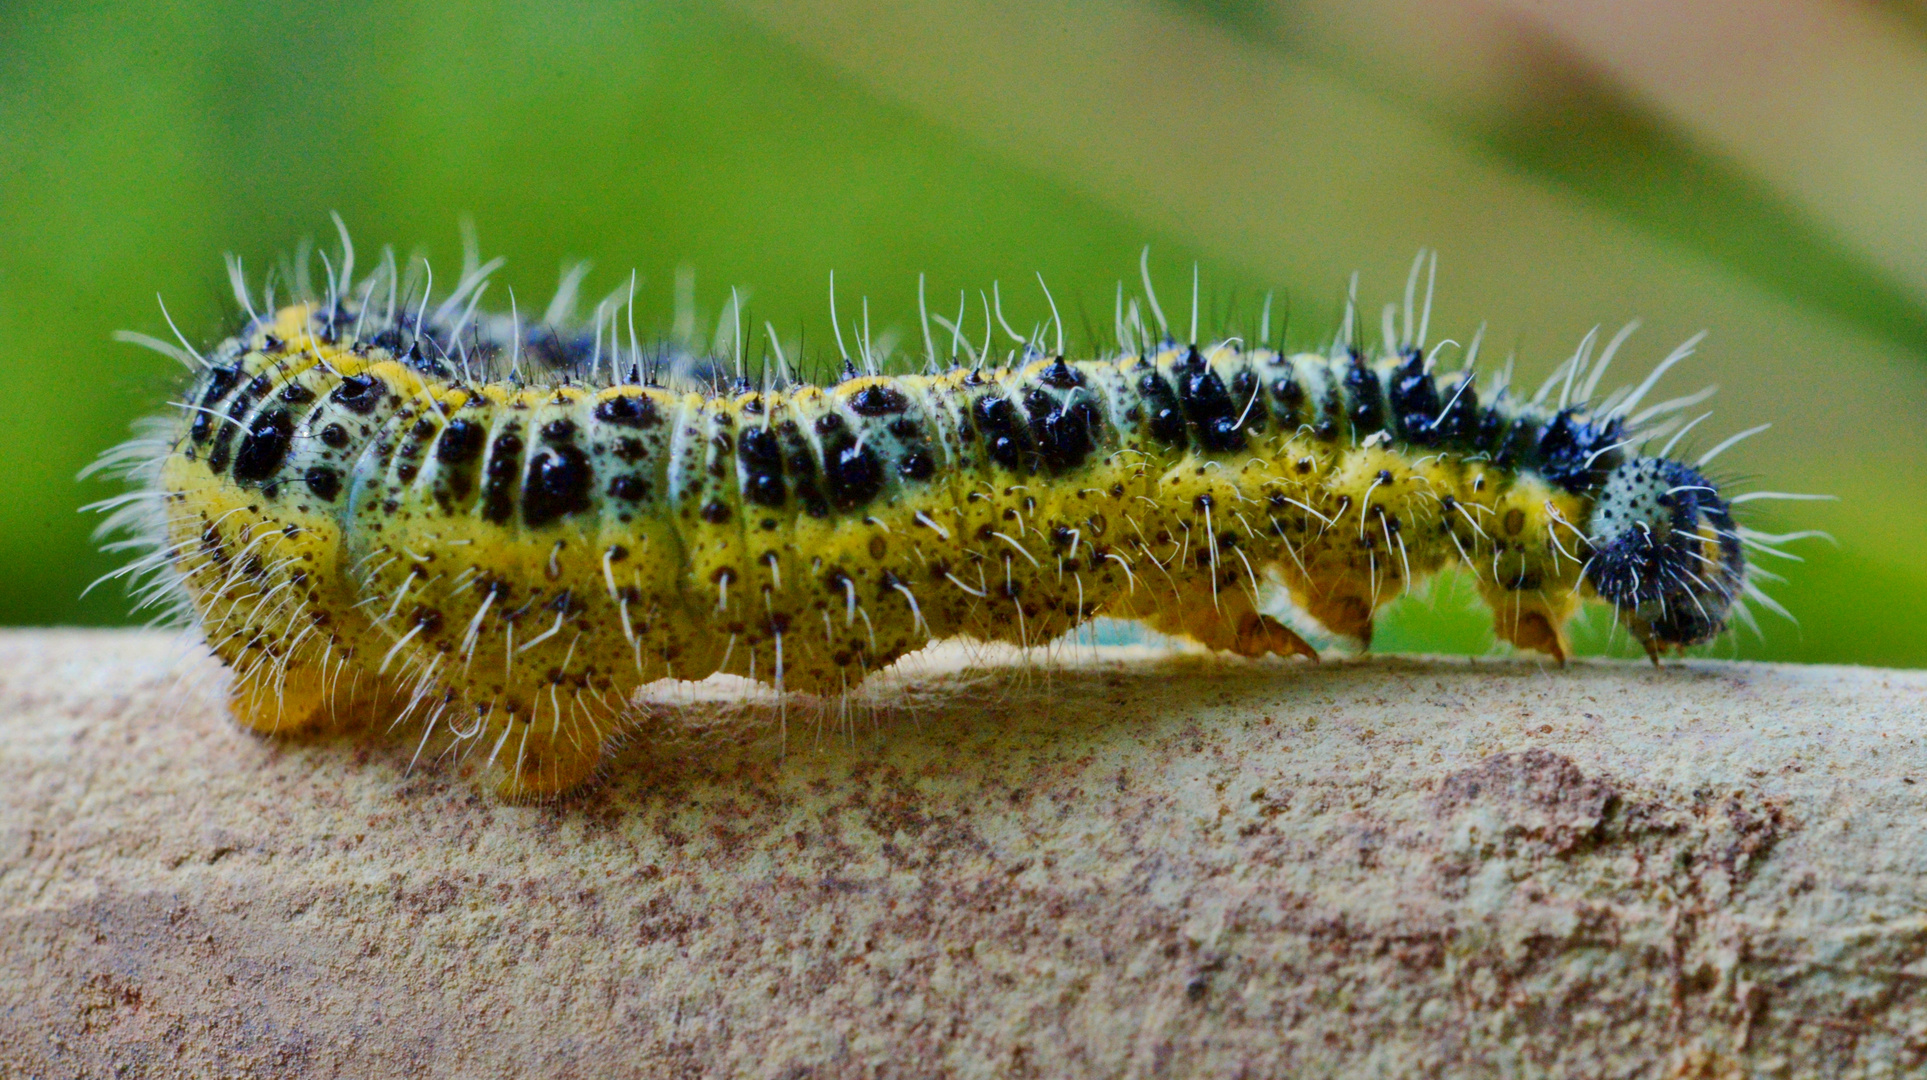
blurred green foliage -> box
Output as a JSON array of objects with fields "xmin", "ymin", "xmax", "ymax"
[{"xmin": 2, "ymin": 0, "xmax": 1922, "ymax": 666}]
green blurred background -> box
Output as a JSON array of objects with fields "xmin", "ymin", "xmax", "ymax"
[{"xmin": 3, "ymin": 0, "xmax": 1924, "ymax": 665}]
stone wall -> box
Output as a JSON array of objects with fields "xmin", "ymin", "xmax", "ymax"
[{"xmin": 4, "ymin": 630, "xmax": 1924, "ymax": 1077}]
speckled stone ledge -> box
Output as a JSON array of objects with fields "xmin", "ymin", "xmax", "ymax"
[{"xmin": 3, "ymin": 629, "xmax": 1925, "ymax": 1078}]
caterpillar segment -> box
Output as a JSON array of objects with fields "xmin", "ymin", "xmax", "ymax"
[{"xmin": 122, "ymin": 261, "xmax": 1767, "ymax": 798}]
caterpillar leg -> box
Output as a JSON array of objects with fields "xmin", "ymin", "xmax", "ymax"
[
  {"xmin": 1293, "ymin": 587, "xmax": 1376, "ymax": 650},
  {"xmin": 227, "ymin": 662, "xmax": 330, "ymax": 735},
  {"xmin": 1137, "ymin": 590, "xmax": 1320, "ymax": 662},
  {"xmin": 476, "ymin": 713, "xmax": 606, "ymax": 800},
  {"xmin": 1484, "ymin": 590, "xmax": 1577, "ymax": 665},
  {"xmin": 1232, "ymin": 612, "xmax": 1321, "ymax": 663}
]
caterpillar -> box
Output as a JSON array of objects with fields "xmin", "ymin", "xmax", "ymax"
[{"xmin": 91, "ymin": 225, "xmax": 1820, "ymax": 798}]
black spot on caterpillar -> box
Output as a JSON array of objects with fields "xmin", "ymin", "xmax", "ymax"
[{"xmin": 88, "ymin": 227, "xmax": 1824, "ymax": 798}]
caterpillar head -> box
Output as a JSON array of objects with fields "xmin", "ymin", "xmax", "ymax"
[{"xmin": 1583, "ymin": 457, "xmax": 1746, "ymax": 653}]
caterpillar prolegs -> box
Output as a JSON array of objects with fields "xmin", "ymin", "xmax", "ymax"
[{"xmin": 93, "ymin": 234, "xmax": 1812, "ymax": 797}]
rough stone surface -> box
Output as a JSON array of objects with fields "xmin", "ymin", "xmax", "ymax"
[{"xmin": 3, "ymin": 629, "xmax": 1926, "ymax": 1078}]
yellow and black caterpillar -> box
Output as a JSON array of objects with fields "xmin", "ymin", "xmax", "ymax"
[{"xmin": 94, "ymin": 235, "xmax": 1808, "ymax": 796}]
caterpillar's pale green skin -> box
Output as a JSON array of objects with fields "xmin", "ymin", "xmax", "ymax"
[{"xmin": 96, "ymin": 244, "xmax": 1802, "ymax": 797}]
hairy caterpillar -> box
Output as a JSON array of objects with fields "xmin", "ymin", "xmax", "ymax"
[{"xmin": 91, "ymin": 225, "xmax": 1819, "ymax": 797}]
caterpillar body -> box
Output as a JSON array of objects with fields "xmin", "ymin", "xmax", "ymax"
[{"xmin": 95, "ymin": 235, "xmax": 1808, "ymax": 797}]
